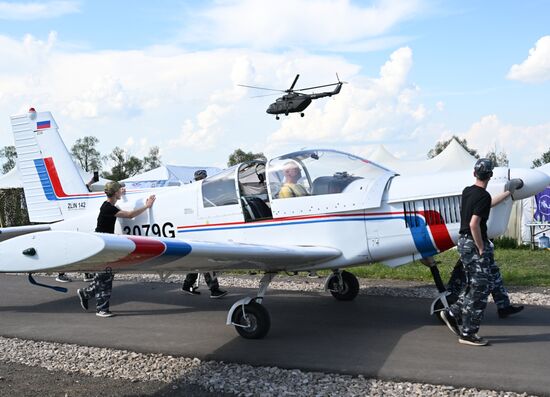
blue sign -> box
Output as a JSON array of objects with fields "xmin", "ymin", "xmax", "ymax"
[{"xmin": 535, "ymin": 187, "xmax": 550, "ymax": 222}]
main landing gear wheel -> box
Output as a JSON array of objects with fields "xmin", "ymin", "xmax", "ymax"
[
  {"xmin": 231, "ymin": 301, "xmax": 271, "ymax": 339},
  {"xmin": 327, "ymin": 270, "xmax": 359, "ymax": 301}
]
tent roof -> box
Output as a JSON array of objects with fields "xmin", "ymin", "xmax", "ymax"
[
  {"xmin": 369, "ymin": 139, "xmax": 477, "ymax": 175},
  {"xmin": 122, "ymin": 165, "xmax": 222, "ymax": 185}
]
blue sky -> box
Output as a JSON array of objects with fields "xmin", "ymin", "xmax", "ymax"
[{"xmin": 0, "ymin": 0, "xmax": 549, "ymax": 170}]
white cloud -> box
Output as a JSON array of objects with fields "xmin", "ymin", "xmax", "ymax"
[
  {"xmin": 462, "ymin": 115, "xmax": 550, "ymax": 166},
  {"xmin": 169, "ymin": 104, "xmax": 231, "ymax": 150},
  {"xmin": 1, "ymin": 30, "xmax": 544, "ymax": 170},
  {"xmin": 183, "ymin": 0, "xmax": 425, "ymax": 50},
  {"xmin": 0, "ymin": 1, "xmax": 80, "ymax": 20},
  {"xmin": 507, "ymin": 36, "xmax": 550, "ymax": 83}
]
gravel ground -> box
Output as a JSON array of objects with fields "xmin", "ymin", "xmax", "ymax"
[{"xmin": 1, "ymin": 273, "xmax": 547, "ymax": 397}]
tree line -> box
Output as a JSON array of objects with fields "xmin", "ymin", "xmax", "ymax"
[{"xmin": 0, "ymin": 136, "xmax": 549, "ymax": 178}]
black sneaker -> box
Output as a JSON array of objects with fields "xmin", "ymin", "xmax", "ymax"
[
  {"xmin": 210, "ymin": 289, "xmax": 228, "ymax": 299},
  {"xmin": 83, "ymin": 273, "xmax": 95, "ymax": 282},
  {"xmin": 56, "ymin": 273, "xmax": 71, "ymax": 282},
  {"xmin": 498, "ymin": 305, "xmax": 524, "ymax": 318},
  {"xmin": 440, "ymin": 310, "xmax": 460, "ymax": 336},
  {"xmin": 96, "ymin": 310, "xmax": 115, "ymax": 318},
  {"xmin": 77, "ymin": 289, "xmax": 88, "ymax": 311},
  {"xmin": 458, "ymin": 333, "xmax": 489, "ymax": 346},
  {"xmin": 182, "ymin": 285, "xmax": 200, "ymax": 295}
]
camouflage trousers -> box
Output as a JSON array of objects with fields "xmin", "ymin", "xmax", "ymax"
[
  {"xmin": 82, "ymin": 270, "xmax": 114, "ymax": 312},
  {"xmin": 447, "ymin": 240, "xmax": 510, "ymax": 309},
  {"xmin": 183, "ymin": 272, "xmax": 219, "ymax": 291},
  {"xmin": 449, "ymin": 237, "xmax": 495, "ymax": 335}
]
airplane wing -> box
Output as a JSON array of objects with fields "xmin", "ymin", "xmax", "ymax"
[
  {"xmin": 0, "ymin": 231, "xmax": 341, "ymax": 273},
  {"xmin": 0, "ymin": 225, "xmax": 52, "ymax": 242}
]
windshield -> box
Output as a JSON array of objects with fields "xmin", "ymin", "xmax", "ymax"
[
  {"xmin": 201, "ymin": 166, "xmax": 238, "ymax": 207},
  {"xmin": 268, "ymin": 149, "xmax": 391, "ymax": 198}
]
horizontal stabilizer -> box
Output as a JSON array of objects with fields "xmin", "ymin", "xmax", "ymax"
[
  {"xmin": 0, "ymin": 225, "xmax": 51, "ymax": 242},
  {"xmin": 0, "ymin": 231, "xmax": 341, "ymax": 273}
]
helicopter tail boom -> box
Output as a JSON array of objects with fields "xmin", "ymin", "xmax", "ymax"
[{"xmin": 309, "ymin": 82, "xmax": 343, "ymax": 99}]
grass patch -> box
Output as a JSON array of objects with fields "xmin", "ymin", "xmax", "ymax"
[
  {"xmin": 231, "ymin": 249, "xmax": 550, "ymax": 286},
  {"xmin": 344, "ymin": 249, "xmax": 550, "ymax": 286}
]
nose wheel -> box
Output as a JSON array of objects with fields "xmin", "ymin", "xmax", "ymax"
[{"xmin": 227, "ymin": 272, "xmax": 276, "ymax": 339}]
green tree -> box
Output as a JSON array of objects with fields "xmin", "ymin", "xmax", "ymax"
[
  {"xmin": 227, "ymin": 148, "xmax": 266, "ymax": 167},
  {"xmin": 485, "ymin": 150, "xmax": 509, "ymax": 167},
  {"xmin": 143, "ymin": 146, "xmax": 162, "ymax": 171},
  {"xmin": 102, "ymin": 147, "xmax": 143, "ymax": 181},
  {"xmin": 71, "ymin": 136, "xmax": 102, "ymax": 172},
  {"xmin": 427, "ymin": 136, "xmax": 479, "ymax": 159},
  {"xmin": 532, "ymin": 148, "xmax": 550, "ymax": 168},
  {"xmin": 0, "ymin": 146, "xmax": 17, "ymax": 174}
]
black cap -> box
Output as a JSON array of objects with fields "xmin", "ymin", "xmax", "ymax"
[
  {"xmin": 474, "ymin": 158, "xmax": 494, "ymax": 180},
  {"xmin": 194, "ymin": 169, "xmax": 207, "ymax": 181}
]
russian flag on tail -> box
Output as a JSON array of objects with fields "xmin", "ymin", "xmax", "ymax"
[{"xmin": 37, "ymin": 120, "xmax": 51, "ymax": 130}]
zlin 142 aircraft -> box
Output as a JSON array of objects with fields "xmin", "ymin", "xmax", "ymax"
[{"xmin": 1, "ymin": 109, "xmax": 549, "ymax": 339}]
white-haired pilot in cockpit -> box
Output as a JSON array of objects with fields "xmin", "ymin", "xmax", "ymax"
[{"xmin": 278, "ymin": 161, "xmax": 309, "ymax": 198}]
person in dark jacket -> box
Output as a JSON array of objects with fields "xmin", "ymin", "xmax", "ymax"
[{"xmin": 181, "ymin": 170, "xmax": 228, "ymax": 299}]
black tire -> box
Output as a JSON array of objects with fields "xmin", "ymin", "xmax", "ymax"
[
  {"xmin": 232, "ymin": 302, "xmax": 271, "ymax": 339},
  {"xmin": 328, "ymin": 271, "xmax": 359, "ymax": 301}
]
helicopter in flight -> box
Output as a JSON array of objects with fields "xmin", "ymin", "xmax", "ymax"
[{"xmin": 239, "ymin": 74, "xmax": 345, "ymax": 120}]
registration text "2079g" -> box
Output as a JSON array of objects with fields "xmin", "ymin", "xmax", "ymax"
[{"xmin": 123, "ymin": 223, "xmax": 175, "ymax": 238}]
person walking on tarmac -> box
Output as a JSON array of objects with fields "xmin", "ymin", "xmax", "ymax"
[
  {"xmin": 77, "ymin": 181, "xmax": 156, "ymax": 317},
  {"xmin": 440, "ymin": 158, "xmax": 523, "ymax": 346},
  {"xmin": 181, "ymin": 170, "xmax": 228, "ymax": 299}
]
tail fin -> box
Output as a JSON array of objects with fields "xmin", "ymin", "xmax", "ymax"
[{"xmin": 10, "ymin": 108, "xmax": 95, "ymax": 223}]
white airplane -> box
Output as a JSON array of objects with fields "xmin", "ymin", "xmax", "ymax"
[{"xmin": 1, "ymin": 108, "xmax": 549, "ymax": 339}]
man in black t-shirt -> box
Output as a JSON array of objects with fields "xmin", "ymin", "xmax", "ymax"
[
  {"xmin": 440, "ymin": 159, "xmax": 523, "ymax": 346},
  {"xmin": 77, "ymin": 181, "xmax": 156, "ymax": 317}
]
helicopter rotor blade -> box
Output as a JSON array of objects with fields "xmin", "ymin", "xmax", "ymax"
[
  {"xmin": 238, "ymin": 84, "xmax": 285, "ymax": 92},
  {"xmin": 294, "ymin": 82, "xmax": 342, "ymax": 91},
  {"xmin": 251, "ymin": 92, "xmax": 281, "ymax": 98},
  {"xmin": 287, "ymin": 74, "xmax": 300, "ymax": 92}
]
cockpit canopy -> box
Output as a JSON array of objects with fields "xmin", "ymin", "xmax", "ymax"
[{"xmin": 268, "ymin": 149, "xmax": 392, "ymax": 199}]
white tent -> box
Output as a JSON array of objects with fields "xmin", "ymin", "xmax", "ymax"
[
  {"xmin": 121, "ymin": 165, "xmax": 222, "ymax": 189},
  {"xmin": 0, "ymin": 168, "xmax": 22, "ymax": 189},
  {"xmin": 369, "ymin": 138, "xmax": 477, "ymax": 175},
  {"xmin": 519, "ymin": 164, "xmax": 550, "ymax": 245}
]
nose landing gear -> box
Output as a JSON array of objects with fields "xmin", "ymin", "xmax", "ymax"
[{"xmin": 227, "ymin": 272, "xmax": 276, "ymax": 339}]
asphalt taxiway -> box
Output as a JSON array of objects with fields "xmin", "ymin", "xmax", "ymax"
[{"xmin": 1, "ymin": 274, "xmax": 549, "ymax": 395}]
